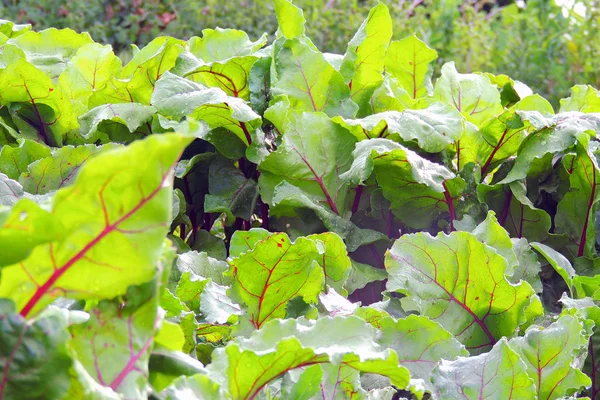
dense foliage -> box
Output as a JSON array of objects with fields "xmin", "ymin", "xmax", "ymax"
[
  {"xmin": 2, "ymin": 0, "xmax": 600, "ymax": 106},
  {"xmin": 1, "ymin": 0, "xmax": 600, "ymax": 399}
]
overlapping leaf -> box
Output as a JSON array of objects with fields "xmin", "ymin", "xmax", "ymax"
[
  {"xmin": 0, "ymin": 133, "xmax": 192, "ymax": 317},
  {"xmin": 386, "ymin": 231, "xmax": 542, "ymax": 352}
]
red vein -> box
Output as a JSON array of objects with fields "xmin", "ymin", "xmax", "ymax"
[
  {"xmin": 19, "ymin": 166, "xmax": 176, "ymax": 318},
  {"xmin": 0, "ymin": 323, "xmax": 27, "ymax": 398},
  {"xmin": 578, "ymin": 151, "xmax": 597, "ymax": 257}
]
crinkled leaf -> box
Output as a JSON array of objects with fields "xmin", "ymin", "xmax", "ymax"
[
  {"xmin": 370, "ymin": 76, "xmax": 413, "ymax": 113},
  {"xmin": 6, "ymin": 28, "xmax": 93, "ymax": 78},
  {"xmin": 188, "ymin": 28, "xmax": 267, "ymax": 63},
  {"xmin": 79, "ymin": 103, "xmax": 156, "ymax": 142},
  {"xmin": 378, "ymin": 315, "xmax": 467, "ymax": 395},
  {"xmin": 207, "ymin": 317, "xmax": 410, "ymax": 399},
  {"xmin": 508, "ymin": 314, "xmax": 593, "ymax": 400},
  {"xmin": 333, "ymin": 102, "xmax": 463, "ymax": 153},
  {"xmin": 500, "ymin": 112, "xmax": 600, "ymax": 184},
  {"xmin": 200, "ymin": 281, "xmax": 242, "ymax": 324},
  {"xmin": 559, "ymin": 85, "xmax": 600, "ymax": 113},
  {"xmin": 175, "ymin": 251, "xmax": 230, "ymax": 285},
  {"xmin": 386, "ymin": 231, "xmax": 541, "ymax": 352},
  {"xmin": 152, "ymin": 72, "xmax": 260, "ymax": 145},
  {"xmin": 431, "ymin": 339, "xmax": 535, "ymax": 399}
]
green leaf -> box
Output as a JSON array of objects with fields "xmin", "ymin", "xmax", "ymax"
[
  {"xmin": 229, "ymin": 228, "xmax": 272, "ymax": 258},
  {"xmin": 274, "ymin": 0, "xmax": 306, "ymax": 39},
  {"xmin": 559, "ymin": 85, "xmax": 600, "ymax": 113},
  {"xmin": 370, "ymin": 76, "xmax": 413, "ymax": 113},
  {"xmin": 204, "ymin": 158, "xmax": 259, "ymax": 223},
  {"xmin": 0, "ymin": 173, "xmax": 24, "ymax": 206},
  {"xmin": 175, "ymin": 251, "xmax": 230, "ymax": 285},
  {"xmin": 434, "ymin": 62, "xmax": 503, "ymax": 126},
  {"xmin": 333, "ymin": 102, "xmax": 464, "ymax": 153},
  {"xmin": 0, "ymin": 133, "xmax": 192, "ymax": 317},
  {"xmin": 20, "ymin": 143, "xmax": 120, "ymax": 194},
  {"xmin": 386, "ymin": 231, "xmax": 542, "ymax": 352},
  {"xmin": 530, "ymin": 242, "xmax": 576, "ymax": 297},
  {"xmin": 187, "ymin": 28, "xmax": 267, "ymax": 63},
  {"xmin": 207, "ymin": 317, "xmax": 410, "ymax": 399},
  {"xmin": 499, "ymin": 112, "xmax": 600, "ymax": 184},
  {"xmin": 148, "ymin": 349, "xmax": 204, "ymax": 391},
  {"xmin": 508, "ymin": 314, "xmax": 593, "ymax": 400},
  {"xmin": 460, "ymin": 108, "xmax": 527, "ymax": 177},
  {"xmin": 79, "ymin": 103, "xmax": 156, "ymax": 142},
  {"xmin": 0, "ymin": 138, "xmax": 51, "ymax": 180},
  {"xmin": 476, "ymin": 181, "xmax": 552, "ymax": 242},
  {"xmin": 58, "ymin": 43, "xmax": 122, "ymax": 110},
  {"xmin": 471, "ymin": 211, "xmax": 518, "ymax": 268},
  {"xmin": 120, "ymin": 37, "xmax": 185, "ymax": 105},
  {"xmin": 0, "ymin": 20, "xmax": 30, "ymax": 38},
  {"xmin": 176, "ymin": 272, "xmax": 209, "ymax": 312},
  {"xmin": 0, "ymin": 58, "xmax": 78, "ymax": 146},
  {"xmin": 555, "ymin": 141, "xmax": 600, "ymax": 258},
  {"xmin": 69, "ymin": 284, "xmax": 160, "ymax": 398},
  {"xmin": 160, "ymin": 374, "xmax": 223, "ymax": 399},
  {"xmin": 200, "ymin": 281, "xmax": 242, "ymax": 324},
  {"xmin": 272, "ymin": 39, "xmax": 357, "ymax": 117},
  {"xmin": 385, "ymin": 35, "xmax": 437, "ymax": 99},
  {"xmin": 0, "ymin": 198, "xmax": 63, "ymax": 266},
  {"xmin": 228, "ymin": 232, "xmax": 323, "ymax": 328},
  {"xmin": 511, "ymin": 238, "xmax": 543, "ymax": 293},
  {"xmin": 281, "ymin": 364, "xmax": 323, "ymax": 400},
  {"xmin": 340, "ymin": 3, "xmax": 392, "ymax": 116},
  {"xmin": 378, "ymin": 315, "xmax": 467, "ymax": 395},
  {"xmin": 431, "ymin": 339, "xmax": 535, "ymax": 399},
  {"xmin": 306, "ymin": 232, "xmax": 351, "ymax": 294},
  {"xmin": 0, "ymin": 299, "xmax": 72, "ymax": 400},
  {"xmin": 341, "ymin": 139, "xmax": 463, "ymax": 229},
  {"xmin": 346, "ymin": 260, "xmax": 387, "ymax": 294},
  {"xmin": 152, "ymin": 72, "xmax": 260, "ymax": 145},
  {"xmin": 249, "ymin": 56, "xmax": 272, "ymax": 115},
  {"xmin": 6, "ymin": 28, "xmax": 93, "ymax": 79},
  {"xmin": 182, "ymin": 56, "xmax": 258, "ymax": 100},
  {"xmin": 259, "ymin": 112, "xmax": 355, "ymax": 220}
]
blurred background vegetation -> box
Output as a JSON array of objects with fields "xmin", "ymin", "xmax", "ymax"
[{"xmin": 1, "ymin": 0, "xmax": 598, "ymax": 107}]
